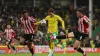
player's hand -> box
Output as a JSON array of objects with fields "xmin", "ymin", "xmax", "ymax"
[
  {"xmin": 60, "ymin": 28, "xmax": 66, "ymax": 34},
  {"xmin": 61, "ymin": 28, "xmax": 65, "ymax": 31},
  {"xmin": 34, "ymin": 23, "xmax": 38, "ymax": 25}
]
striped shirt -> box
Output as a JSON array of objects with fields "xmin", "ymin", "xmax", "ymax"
[
  {"xmin": 78, "ymin": 15, "xmax": 89, "ymax": 34},
  {"xmin": 4, "ymin": 29, "xmax": 15, "ymax": 39},
  {"xmin": 21, "ymin": 16, "xmax": 36, "ymax": 34}
]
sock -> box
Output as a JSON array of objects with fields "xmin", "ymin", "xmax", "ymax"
[
  {"xmin": 74, "ymin": 47, "xmax": 84, "ymax": 54},
  {"xmin": 32, "ymin": 54, "xmax": 34, "ymax": 56},
  {"xmin": 29, "ymin": 47, "xmax": 34, "ymax": 55},
  {"xmin": 48, "ymin": 49, "xmax": 54, "ymax": 56},
  {"xmin": 11, "ymin": 46, "xmax": 16, "ymax": 50},
  {"xmin": 51, "ymin": 50, "xmax": 54, "ymax": 56},
  {"xmin": 63, "ymin": 47, "xmax": 66, "ymax": 53},
  {"xmin": 7, "ymin": 45, "xmax": 10, "ymax": 49},
  {"xmin": 62, "ymin": 44, "xmax": 66, "ymax": 48}
]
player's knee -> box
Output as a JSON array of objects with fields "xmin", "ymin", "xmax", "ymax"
[
  {"xmin": 11, "ymin": 43, "xmax": 14, "ymax": 46},
  {"xmin": 27, "ymin": 45, "xmax": 32, "ymax": 48},
  {"xmin": 73, "ymin": 44, "xmax": 79, "ymax": 48},
  {"xmin": 27, "ymin": 42, "xmax": 32, "ymax": 47},
  {"xmin": 50, "ymin": 47, "xmax": 54, "ymax": 50},
  {"xmin": 73, "ymin": 40, "xmax": 81, "ymax": 48},
  {"xmin": 28, "ymin": 42, "xmax": 32, "ymax": 45}
]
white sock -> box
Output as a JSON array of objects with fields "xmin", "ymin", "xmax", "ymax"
[{"xmin": 48, "ymin": 50, "xmax": 54, "ymax": 56}]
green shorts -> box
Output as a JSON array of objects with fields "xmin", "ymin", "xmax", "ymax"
[{"xmin": 47, "ymin": 32, "xmax": 58, "ymax": 44}]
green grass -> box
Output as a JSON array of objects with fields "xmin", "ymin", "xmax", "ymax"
[{"xmin": 0, "ymin": 53, "xmax": 100, "ymax": 56}]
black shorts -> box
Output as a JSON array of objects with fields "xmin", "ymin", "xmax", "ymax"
[
  {"xmin": 7, "ymin": 39, "xmax": 12, "ymax": 45},
  {"xmin": 74, "ymin": 31, "xmax": 88, "ymax": 41},
  {"xmin": 23, "ymin": 34, "xmax": 35, "ymax": 42}
]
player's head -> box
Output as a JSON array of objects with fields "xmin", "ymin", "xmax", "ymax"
[
  {"xmin": 7, "ymin": 25, "xmax": 11, "ymax": 29},
  {"xmin": 76, "ymin": 8, "xmax": 85, "ymax": 18},
  {"xmin": 22, "ymin": 10, "xmax": 28, "ymax": 19},
  {"xmin": 48, "ymin": 8, "xmax": 55, "ymax": 17}
]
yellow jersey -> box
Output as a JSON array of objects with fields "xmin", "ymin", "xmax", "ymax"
[{"xmin": 45, "ymin": 14, "xmax": 65, "ymax": 33}]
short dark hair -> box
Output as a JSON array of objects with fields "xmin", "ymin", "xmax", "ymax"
[
  {"xmin": 22, "ymin": 10, "xmax": 28, "ymax": 15},
  {"xmin": 77, "ymin": 8, "xmax": 85, "ymax": 14},
  {"xmin": 48, "ymin": 8, "xmax": 54, "ymax": 13}
]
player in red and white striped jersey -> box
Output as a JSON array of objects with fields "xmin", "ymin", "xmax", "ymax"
[
  {"xmin": 73, "ymin": 8, "xmax": 90, "ymax": 56},
  {"xmin": 20, "ymin": 10, "xmax": 37, "ymax": 56},
  {"xmin": 21, "ymin": 15, "xmax": 36, "ymax": 34},
  {"xmin": 78, "ymin": 13, "xmax": 90, "ymax": 34},
  {"xmin": 0, "ymin": 25, "xmax": 16, "ymax": 53},
  {"xmin": 51, "ymin": 8, "xmax": 89, "ymax": 56}
]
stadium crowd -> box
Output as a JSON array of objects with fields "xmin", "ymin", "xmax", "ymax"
[{"xmin": 0, "ymin": 5, "xmax": 100, "ymax": 48}]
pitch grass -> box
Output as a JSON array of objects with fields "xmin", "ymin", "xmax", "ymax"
[{"xmin": 0, "ymin": 53, "xmax": 99, "ymax": 56}]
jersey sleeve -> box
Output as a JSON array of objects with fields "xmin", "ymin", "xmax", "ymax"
[
  {"xmin": 29, "ymin": 17, "xmax": 36, "ymax": 23},
  {"xmin": 20, "ymin": 17, "xmax": 23, "ymax": 24},
  {"xmin": 11, "ymin": 29, "xmax": 15, "ymax": 33},
  {"xmin": 83, "ymin": 17, "xmax": 90, "ymax": 23},
  {"xmin": 44, "ymin": 15, "xmax": 49, "ymax": 21},
  {"xmin": 4, "ymin": 29, "xmax": 6, "ymax": 33},
  {"xmin": 11, "ymin": 29, "xmax": 16, "ymax": 37},
  {"xmin": 57, "ymin": 15, "xmax": 65, "ymax": 29}
]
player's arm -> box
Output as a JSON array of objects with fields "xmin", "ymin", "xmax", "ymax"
[
  {"xmin": 11, "ymin": 29, "xmax": 16, "ymax": 38},
  {"xmin": 34, "ymin": 16, "xmax": 48, "ymax": 25},
  {"xmin": 83, "ymin": 17, "xmax": 90, "ymax": 25},
  {"xmin": 34, "ymin": 20, "xmax": 41, "ymax": 25},
  {"xmin": 19, "ymin": 22, "xmax": 23, "ymax": 29},
  {"xmin": 29, "ymin": 17, "xmax": 38, "ymax": 27},
  {"xmin": 29, "ymin": 17, "xmax": 36, "ymax": 23},
  {"xmin": 19, "ymin": 18, "xmax": 23, "ymax": 28},
  {"xmin": 57, "ymin": 16, "xmax": 65, "ymax": 29},
  {"xmin": 83, "ymin": 17, "xmax": 91, "ymax": 32}
]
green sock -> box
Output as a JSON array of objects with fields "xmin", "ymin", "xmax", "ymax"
[{"xmin": 61, "ymin": 44, "xmax": 66, "ymax": 48}]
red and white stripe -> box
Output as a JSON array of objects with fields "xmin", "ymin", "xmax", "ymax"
[
  {"xmin": 21, "ymin": 16, "xmax": 36, "ymax": 34},
  {"xmin": 78, "ymin": 15, "xmax": 89, "ymax": 34},
  {"xmin": 4, "ymin": 29, "xmax": 14, "ymax": 39}
]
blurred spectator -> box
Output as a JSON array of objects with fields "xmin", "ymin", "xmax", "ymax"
[
  {"xmin": 34, "ymin": 31, "xmax": 44, "ymax": 45},
  {"xmin": 90, "ymin": 39, "xmax": 95, "ymax": 48},
  {"xmin": 95, "ymin": 33, "xmax": 100, "ymax": 47}
]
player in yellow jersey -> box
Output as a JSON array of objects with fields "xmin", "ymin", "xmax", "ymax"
[{"xmin": 35, "ymin": 8, "xmax": 65, "ymax": 56}]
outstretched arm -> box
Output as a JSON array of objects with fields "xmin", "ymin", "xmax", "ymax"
[
  {"xmin": 34, "ymin": 18, "xmax": 47, "ymax": 25},
  {"xmin": 58, "ymin": 16, "xmax": 65, "ymax": 30}
]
